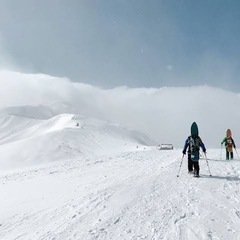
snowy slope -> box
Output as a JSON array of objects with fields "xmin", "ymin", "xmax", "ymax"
[
  {"xmin": 0, "ymin": 105, "xmax": 240, "ymax": 240},
  {"xmin": 0, "ymin": 148, "xmax": 240, "ymax": 240},
  {"xmin": 0, "ymin": 106, "xmax": 156, "ymax": 170}
]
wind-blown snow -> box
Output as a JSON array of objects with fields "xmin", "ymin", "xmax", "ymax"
[
  {"xmin": 2, "ymin": 70, "xmax": 240, "ymax": 148},
  {"xmin": 0, "ymin": 105, "xmax": 240, "ymax": 239}
]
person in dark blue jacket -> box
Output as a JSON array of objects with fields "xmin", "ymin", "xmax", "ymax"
[{"xmin": 182, "ymin": 122, "xmax": 206, "ymax": 177}]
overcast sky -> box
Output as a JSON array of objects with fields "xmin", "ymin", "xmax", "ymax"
[{"xmin": 0, "ymin": 0, "xmax": 240, "ymax": 91}]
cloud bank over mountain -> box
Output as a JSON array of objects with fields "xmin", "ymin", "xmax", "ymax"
[{"xmin": 1, "ymin": 70, "xmax": 240, "ymax": 148}]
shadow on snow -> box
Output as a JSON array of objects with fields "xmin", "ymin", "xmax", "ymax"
[{"xmin": 200, "ymin": 174, "xmax": 240, "ymax": 181}]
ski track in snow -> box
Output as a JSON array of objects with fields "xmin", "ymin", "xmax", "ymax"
[{"xmin": 0, "ymin": 149, "xmax": 240, "ymax": 240}]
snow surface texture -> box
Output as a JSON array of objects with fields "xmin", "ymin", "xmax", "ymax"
[{"xmin": 0, "ymin": 106, "xmax": 240, "ymax": 240}]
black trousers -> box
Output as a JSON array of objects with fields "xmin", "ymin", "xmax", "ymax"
[
  {"xmin": 188, "ymin": 153, "xmax": 200, "ymax": 175},
  {"xmin": 226, "ymin": 150, "xmax": 233, "ymax": 160}
]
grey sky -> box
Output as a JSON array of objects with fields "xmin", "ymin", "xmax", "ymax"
[{"xmin": 0, "ymin": 0, "xmax": 240, "ymax": 91}]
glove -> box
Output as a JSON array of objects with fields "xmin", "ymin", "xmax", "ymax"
[{"xmin": 182, "ymin": 151, "xmax": 186, "ymax": 155}]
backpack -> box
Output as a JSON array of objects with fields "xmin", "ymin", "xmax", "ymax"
[
  {"xmin": 226, "ymin": 137, "xmax": 233, "ymax": 148},
  {"xmin": 189, "ymin": 136, "xmax": 201, "ymax": 161}
]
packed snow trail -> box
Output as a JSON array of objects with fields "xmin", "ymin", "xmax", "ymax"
[{"xmin": 0, "ymin": 149, "xmax": 240, "ymax": 240}]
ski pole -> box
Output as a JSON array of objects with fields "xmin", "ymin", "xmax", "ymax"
[
  {"xmin": 234, "ymin": 148, "xmax": 240, "ymax": 160},
  {"xmin": 177, "ymin": 155, "xmax": 184, "ymax": 177},
  {"xmin": 220, "ymin": 144, "xmax": 223, "ymax": 160},
  {"xmin": 204, "ymin": 153, "xmax": 212, "ymax": 176}
]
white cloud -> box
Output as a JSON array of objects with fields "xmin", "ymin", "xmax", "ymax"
[{"xmin": 1, "ymin": 70, "xmax": 240, "ymax": 148}]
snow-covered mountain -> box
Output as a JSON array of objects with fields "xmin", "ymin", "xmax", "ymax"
[
  {"xmin": 0, "ymin": 105, "xmax": 240, "ymax": 240},
  {"xmin": 0, "ymin": 105, "xmax": 156, "ymax": 171}
]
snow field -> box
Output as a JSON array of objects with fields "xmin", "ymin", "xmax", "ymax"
[
  {"xmin": 0, "ymin": 107, "xmax": 239, "ymax": 240},
  {"xmin": 0, "ymin": 148, "xmax": 239, "ymax": 240}
]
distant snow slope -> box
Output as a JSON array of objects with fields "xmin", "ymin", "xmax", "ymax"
[{"xmin": 0, "ymin": 105, "xmax": 156, "ymax": 171}]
